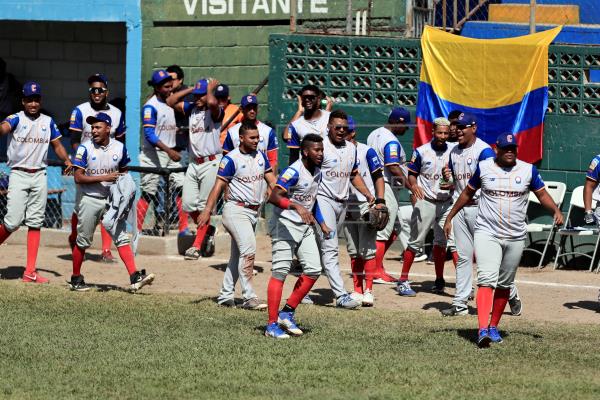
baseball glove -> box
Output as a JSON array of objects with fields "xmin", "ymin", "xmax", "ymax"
[{"xmin": 363, "ymin": 204, "xmax": 390, "ymax": 231}]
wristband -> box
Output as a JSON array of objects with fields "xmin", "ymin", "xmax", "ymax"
[
  {"xmin": 374, "ymin": 198, "xmax": 386, "ymax": 205},
  {"xmin": 277, "ymin": 197, "xmax": 291, "ymax": 210}
]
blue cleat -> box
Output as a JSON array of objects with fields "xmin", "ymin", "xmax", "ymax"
[
  {"xmin": 278, "ymin": 311, "xmax": 303, "ymax": 335},
  {"xmin": 488, "ymin": 326, "xmax": 503, "ymax": 343},
  {"xmin": 478, "ymin": 328, "xmax": 492, "ymax": 348},
  {"xmin": 265, "ymin": 322, "xmax": 290, "ymax": 339},
  {"xmin": 396, "ymin": 280, "xmax": 417, "ymax": 297}
]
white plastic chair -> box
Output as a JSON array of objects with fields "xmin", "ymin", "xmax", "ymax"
[
  {"xmin": 523, "ymin": 181, "xmax": 566, "ymax": 268},
  {"xmin": 553, "ymin": 185, "xmax": 600, "ymax": 272}
]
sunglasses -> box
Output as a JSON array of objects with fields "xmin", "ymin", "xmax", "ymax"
[
  {"xmin": 301, "ymin": 95, "xmax": 317, "ymax": 101},
  {"xmin": 89, "ymin": 87, "xmax": 108, "ymax": 94},
  {"xmin": 332, "ymin": 124, "xmax": 349, "ymax": 131}
]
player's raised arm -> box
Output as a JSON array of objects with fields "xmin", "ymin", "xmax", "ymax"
[
  {"xmin": 206, "ymin": 78, "xmax": 222, "ymax": 121},
  {"xmin": 166, "ymin": 86, "xmax": 193, "ymax": 112}
]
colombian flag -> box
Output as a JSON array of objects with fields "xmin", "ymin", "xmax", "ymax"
[{"xmin": 415, "ymin": 26, "xmax": 561, "ymax": 163}]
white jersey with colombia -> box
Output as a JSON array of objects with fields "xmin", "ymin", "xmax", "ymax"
[
  {"xmin": 407, "ymin": 141, "xmax": 453, "ymax": 201},
  {"xmin": 366, "ymin": 127, "xmax": 406, "ymax": 185},
  {"xmin": 223, "ymin": 121, "xmax": 278, "ymax": 155},
  {"xmin": 274, "ymin": 159, "xmax": 322, "ymax": 224},
  {"xmin": 182, "ymin": 102, "xmax": 223, "ymax": 159},
  {"xmin": 73, "ymin": 138, "xmax": 130, "ymax": 198},
  {"xmin": 448, "ymin": 137, "xmax": 496, "ymax": 203},
  {"xmin": 142, "ymin": 95, "xmax": 178, "ymax": 150},
  {"xmin": 318, "ymin": 137, "xmax": 358, "ymax": 201},
  {"xmin": 287, "ymin": 110, "xmax": 330, "ymax": 148},
  {"xmin": 69, "ymin": 102, "xmax": 125, "ymax": 144},
  {"xmin": 217, "ymin": 148, "xmax": 271, "ymax": 206},
  {"xmin": 350, "ymin": 142, "xmax": 382, "ymax": 202},
  {"xmin": 2, "ymin": 111, "xmax": 61, "ymax": 169},
  {"xmin": 469, "ymin": 158, "xmax": 545, "ymax": 240}
]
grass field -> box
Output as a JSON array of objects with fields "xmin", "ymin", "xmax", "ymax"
[{"xmin": 1, "ymin": 282, "xmax": 599, "ymax": 400}]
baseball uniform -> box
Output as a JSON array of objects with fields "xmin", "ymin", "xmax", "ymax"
[
  {"xmin": 216, "ymin": 148, "xmax": 271, "ymax": 307},
  {"xmin": 586, "ymin": 155, "xmax": 600, "ymax": 207},
  {"xmin": 286, "ymin": 110, "xmax": 330, "ymax": 149},
  {"xmin": 223, "ymin": 120, "xmax": 278, "ymax": 168},
  {"xmin": 69, "ymin": 102, "xmax": 125, "ymax": 144}
]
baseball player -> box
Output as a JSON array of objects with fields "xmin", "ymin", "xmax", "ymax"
[
  {"xmin": 447, "ymin": 109, "xmax": 462, "ymax": 144},
  {"xmin": 215, "ymin": 84, "xmax": 243, "ymax": 143},
  {"xmin": 0, "ymin": 82, "xmax": 73, "ymax": 283},
  {"xmin": 136, "ymin": 70, "xmax": 189, "ymax": 237},
  {"xmin": 196, "ymin": 122, "xmax": 275, "ymax": 309},
  {"xmin": 367, "ymin": 107, "xmax": 413, "ymax": 283},
  {"xmin": 223, "ymin": 94, "xmax": 278, "ymax": 171},
  {"xmin": 68, "ymin": 73, "xmax": 125, "ymax": 263},
  {"xmin": 265, "ymin": 133, "xmax": 330, "ymax": 338},
  {"xmin": 583, "ymin": 154, "xmax": 600, "ymax": 304},
  {"xmin": 342, "ymin": 116, "xmax": 386, "ymax": 307},
  {"xmin": 69, "ymin": 113, "xmax": 155, "ymax": 292},
  {"xmin": 444, "ymin": 133, "xmax": 563, "ymax": 347},
  {"xmin": 316, "ymin": 109, "xmax": 380, "ymax": 309},
  {"xmin": 397, "ymin": 117, "xmax": 453, "ymax": 296},
  {"xmin": 286, "ymin": 85, "xmax": 330, "ymax": 163},
  {"xmin": 167, "ymin": 78, "xmax": 223, "ymax": 260}
]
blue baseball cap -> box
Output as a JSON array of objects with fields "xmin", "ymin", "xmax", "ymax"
[
  {"xmin": 496, "ymin": 133, "xmax": 518, "ymax": 149},
  {"xmin": 388, "ymin": 107, "xmax": 411, "ymax": 124},
  {"xmin": 215, "ymin": 84, "xmax": 229, "ymax": 97},
  {"xmin": 22, "ymin": 81, "xmax": 41, "ymax": 97},
  {"xmin": 192, "ymin": 79, "xmax": 208, "ymax": 95},
  {"xmin": 241, "ymin": 94, "xmax": 258, "ymax": 108},
  {"xmin": 148, "ymin": 69, "xmax": 172, "ymax": 87},
  {"xmin": 347, "ymin": 116, "xmax": 356, "ymax": 132},
  {"xmin": 88, "ymin": 73, "xmax": 108, "ymax": 87},
  {"xmin": 86, "ymin": 112, "xmax": 112, "ymax": 126},
  {"xmin": 455, "ymin": 112, "xmax": 477, "ymax": 128}
]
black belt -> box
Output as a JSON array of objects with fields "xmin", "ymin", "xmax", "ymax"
[{"xmin": 12, "ymin": 167, "xmax": 46, "ymax": 173}]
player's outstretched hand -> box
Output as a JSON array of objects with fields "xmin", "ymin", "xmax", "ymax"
[
  {"xmin": 105, "ymin": 172, "xmax": 120, "ymax": 183},
  {"xmin": 167, "ymin": 149, "xmax": 182, "ymax": 162},
  {"xmin": 208, "ymin": 78, "xmax": 220, "ymax": 91},
  {"xmin": 443, "ymin": 219, "xmax": 452, "ymax": 239},
  {"xmin": 292, "ymin": 203, "xmax": 315, "ymax": 225},
  {"xmin": 325, "ymin": 96, "xmax": 334, "ymax": 111},
  {"xmin": 442, "ymin": 166, "xmax": 452, "ymax": 182},
  {"xmin": 411, "ymin": 185, "xmax": 425, "ymax": 200},
  {"xmin": 63, "ymin": 161, "xmax": 74, "ymax": 175},
  {"xmin": 197, "ymin": 209, "xmax": 211, "ymax": 227},
  {"xmin": 554, "ymin": 211, "xmax": 564, "ymax": 227},
  {"xmin": 296, "ymin": 95, "xmax": 304, "ymax": 114}
]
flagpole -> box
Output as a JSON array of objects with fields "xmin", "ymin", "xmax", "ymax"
[{"xmin": 529, "ymin": 0, "xmax": 536, "ymax": 34}]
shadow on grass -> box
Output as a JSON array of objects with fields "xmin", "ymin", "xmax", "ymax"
[
  {"xmin": 0, "ymin": 266, "xmax": 62, "ymax": 280},
  {"xmin": 252, "ymin": 324, "xmax": 313, "ymax": 335},
  {"xmin": 88, "ymin": 283, "xmax": 146, "ymax": 294},
  {"xmin": 308, "ymin": 288, "xmax": 335, "ymax": 306},
  {"xmin": 422, "ymin": 301, "xmax": 451, "ymax": 312},
  {"xmin": 564, "ymin": 300, "xmax": 600, "ymax": 313},
  {"xmin": 207, "ymin": 263, "xmax": 265, "ymax": 274}
]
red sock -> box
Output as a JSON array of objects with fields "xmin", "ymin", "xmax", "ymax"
[
  {"xmin": 69, "ymin": 213, "xmax": 77, "ymax": 243},
  {"xmin": 400, "ymin": 249, "xmax": 415, "ymax": 281},
  {"xmin": 117, "ymin": 245, "xmax": 137, "ymax": 275},
  {"xmin": 192, "ymin": 223, "xmax": 209, "ymax": 249},
  {"xmin": 286, "ymin": 274, "xmax": 318, "ymax": 309},
  {"xmin": 100, "ymin": 225, "xmax": 112, "ymax": 252},
  {"xmin": 25, "ymin": 228, "xmax": 41, "ymax": 274},
  {"xmin": 350, "ymin": 258, "xmax": 364, "ymax": 294},
  {"xmin": 0, "ymin": 224, "xmax": 12, "ymax": 244},
  {"xmin": 72, "ymin": 245, "xmax": 86, "ymax": 276},
  {"xmin": 451, "ymin": 250, "xmax": 459, "ymax": 267},
  {"xmin": 489, "ymin": 288, "xmax": 510, "ymax": 327},
  {"xmin": 137, "ymin": 198, "xmax": 149, "ymax": 231},
  {"xmin": 176, "ymin": 196, "xmax": 189, "ymax": 232},
  {"xmin": 476, "ymin": 286, "xmax": 494, "ymax": 330},
  {"xmin": 364, "ymin": 258, "xmax": 377, "ymax": 291},
  {"xmin": 189, "ymin": 211, "xmax": 200, "ymax": 224},
  {"xmin": 433, "ymin": 245, "xmax": 446, "ymax": 279},
  {"xmin": 267, "ymin": 277, "xmax": 285, "ymax": 324},
  {"xmin": 375, "ymin": 240, "xmax": 386, "ymax": 277}
]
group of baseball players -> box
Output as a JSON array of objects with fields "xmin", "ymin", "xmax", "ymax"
[{"xmin": 2, "ymin": 70, "xmax": 595, "ymax": 348}]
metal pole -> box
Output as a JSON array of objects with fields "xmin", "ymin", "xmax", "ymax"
[
  {"xmin": 465, "ymin": 0, "xmax": 470, "ymax": 17},
  {"xmin": 290, "ymin": 0, "xmax": 297, "ymax": 32},
  {"xmin": 442, "ymin": 0, "xmax": 447, "ymax": 31},
  {"xmin": 453, "ymin": 0, "xmax": 457, "ymax": 30},
  {"xmin": 367, "ymin": 0, "xmax": 373, "ymax": 36},
  {"xmin": 530, "ymin": 0, "xmax": 536, "ymax": 34},
  {"xmin": 346, "ymin": 0, "xmax": 353, "ymax": 34},
  {"xmin": 164, "ymin": 172, "xmax": 170, "ymax": 236}
]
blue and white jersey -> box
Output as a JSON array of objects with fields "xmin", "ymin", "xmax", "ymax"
[
  {"xmin": 448, "ymin": 137, "xmax": 496, "ymax": 203},
  {"xmin": 287, "ymin": 110, "xmax": 330, "ymax": 149},
  {"xmin": 73, "ymin": 138, "xmax": 130, "ymax": 198},
  {"xmin": 275, "ymin": 159, "xmax": 322, "ymax": 224},
  {"xmin": 142, "ymin": 95, "xmax": 178, "ymax": 150},
  {"xmin": 181, "ymin": 102, "xmax": 223, "ymax": 158},
  {"xmin": 69, "ymin": 102, "xmax": 125, "ymax": 144},
  {"xmin": 2, "ymin": 111, "xmax": 61, "ymax": 169},
  {"xmin": 407, "ymin": 141, "xmax": 453, "ymax": 201},
  {"xmin": 217, "ymin": 148, "xmax": 271, "ymax": 206},
  {"xmin": 586, "ymin": 155, "xmax": 600, "ymax": 202},
  {"xmin": 318, "ymin": 137, "xmax": 358, "ymax": 201},
  {"xmin": 223, "ymin": 121, "xmax": 278, "ymax": 155},
  {"xmin": 366, "ymin": 126, "xmax": 407, "ymax": 185},
  {"xmin": 469, "ymin": 158, "xmax": 545, "ymax": 240},
  {"xmin": 350, "ymin": 142, "xmax": 382, "ymax": 202}
]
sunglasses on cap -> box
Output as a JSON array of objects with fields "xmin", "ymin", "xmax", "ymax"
[{"xmin": 89, "ymin": 87, "xmax": 108, "ymax": 94}]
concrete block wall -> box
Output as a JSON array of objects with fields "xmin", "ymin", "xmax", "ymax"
[{"xmin": 0, "ymin": 21, "xmax": 126, "ymax": 126}]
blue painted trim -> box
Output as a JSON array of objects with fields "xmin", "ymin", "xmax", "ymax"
[
  {"xmin": 501, "ymin": 0, "xmax": 600, "ymax": 24},
  {"xmin": 1, "ymin": 0, "xmax": 142, "ymax": 164},
  {"xmin": 462, "ymin": 21, "xmax": 600, "ymax": 45}
]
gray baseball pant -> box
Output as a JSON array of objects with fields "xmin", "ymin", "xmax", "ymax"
[
  {"xmin": 377, "ymin": 183, "xmax": 399, "ymax": 241},
  {"xmin": 4, "ymin": 169, "xmax": 47, "ymax": 232},
  {"xmin": 316, "ymin": 194, "xmax": 349, "ymax": 298},
  {"xmin": 217, "ymin": 202, "xmax": 259, "ymax": 303},
  {"xmin": 269, "ymin": 215, "xmax": 322, "ymax": 281},
  {"xmin": 76, "ymin": 194, "xmax": 129, "ymax": 249},
  {"xmin": 182, "ymin": 157, "xmax": 220, "ymax": 213},
  {"xmin": 343, "ymin": 201, "xmax": 377, "ymax": 260},
  {"xmin": 139, "ymin": 149, "xmax": 184, "ymax": 195},
  {"xmin": 474, "ymin": 231, "xmax": 525, "ymax": 289},
  {"xmin": 406, "ymin": 198, "xmax": 451, "ymax": 254}
]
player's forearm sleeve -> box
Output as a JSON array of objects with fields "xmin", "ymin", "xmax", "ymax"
[
  {"xmin": 313, "ymin": 201, "xmax": 325, "ymax": 225},
  {"xmin": 143, "ymin": 126, "xmax": 160, "ymax": 146}
]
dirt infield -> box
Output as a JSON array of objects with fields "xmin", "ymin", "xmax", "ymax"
[{"xmin": 1, "ymin": 231, "xmax": 599, "ymax": 325}]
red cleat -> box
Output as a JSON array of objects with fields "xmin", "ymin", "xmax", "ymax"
[
  {"xmin": 101, "ymin": 250, "xmax": 117, "ymax": 264},
  {"xmin": 22, "ymin": 272, "xmax": 49, "ymax": 284},
  {"xmin": 373, "ymin": 271, "xmax": 399, "ymax": 285}
]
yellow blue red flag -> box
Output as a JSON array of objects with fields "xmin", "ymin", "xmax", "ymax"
[{"xmin": 415, "ymin": 26, "xmax": 561, "ymax": 163}]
